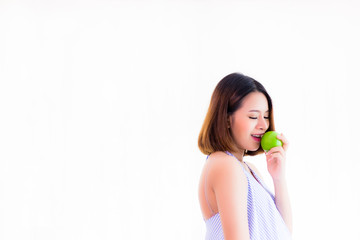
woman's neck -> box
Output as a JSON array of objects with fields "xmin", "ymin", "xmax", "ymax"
[{"xmin": 230, "ymin": 149, "xmax": 245, "ymax": 162}]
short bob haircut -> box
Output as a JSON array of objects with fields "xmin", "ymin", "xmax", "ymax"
[{"xmin": 198, "ymin": 72, "xmax": 275, "ymax": 156}]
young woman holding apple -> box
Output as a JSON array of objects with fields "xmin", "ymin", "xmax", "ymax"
[{"xmin": 198, "ymin": 73, "xmax": 292, "ymax": 239}]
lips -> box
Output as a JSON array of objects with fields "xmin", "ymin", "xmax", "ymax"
[{"xmin": 251, "ymin": 133, "xmax": 264, "ymax": 142}]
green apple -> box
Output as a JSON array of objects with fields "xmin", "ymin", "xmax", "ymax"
[{"xmin": 261, "ymin": 131, "xmax": 283, "ymax": 151}]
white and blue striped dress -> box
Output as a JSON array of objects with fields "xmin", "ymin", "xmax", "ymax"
[{"xmin": 204, "ymin": 151, "xmax": 292, "ymax": 240}]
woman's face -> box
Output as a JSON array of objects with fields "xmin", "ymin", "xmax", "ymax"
[{"xmin": 228, "ymin": 91, "xmax": 270, "ymax": 151}]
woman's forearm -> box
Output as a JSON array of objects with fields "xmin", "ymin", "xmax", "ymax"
[{"xmin": 273, "ymin": 178, "xmax": 293, "ymax": 234}]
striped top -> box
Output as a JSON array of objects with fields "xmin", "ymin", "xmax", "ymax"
[{"xmin": 203, "ymin": 151, "xmax": 292, "ymax": 240}]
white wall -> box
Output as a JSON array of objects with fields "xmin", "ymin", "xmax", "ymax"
[{"xmin": 1, "ymin": 1, "xmax": 359, "ymax": 239}]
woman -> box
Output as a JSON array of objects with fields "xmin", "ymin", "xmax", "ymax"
[{"xmin": 198, "ymin": 73, "xmax": 293, "ymax": 240}]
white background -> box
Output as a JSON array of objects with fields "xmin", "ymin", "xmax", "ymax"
[{"xmin": 1, "ymin": 1, "xmax": 360, "ymax": 239}]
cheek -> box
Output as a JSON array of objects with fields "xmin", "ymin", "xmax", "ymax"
[
  {"xmin": 235, "ymin": 120, "xmax": 253, "ymax": 137},
  {"xmin": 266, "ymin": 120, "xmax": 270, "ymax": 129},
  {"xmin": 240, "ymin": 120, "xmax": 254, "ymax": 132}
]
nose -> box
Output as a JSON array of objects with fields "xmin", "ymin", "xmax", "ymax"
[{"xmin": 257, "ymin": 117, "xmax": 268, "ymax": 130}]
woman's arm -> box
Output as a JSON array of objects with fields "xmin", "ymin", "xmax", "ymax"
[
  {"xmin": 210, "ymin": 153, "xmax": 250, "ymax": 240},
  {"xmin": 265, "ymin": 133, "xmax": 293, "ymax": 234},
  {"xmin": 245, "ymin": 161, "xmax": 293, "ymax": 233},
  {"xmin": 273, "ymin": 178, "xmax": 293, "ymax": 234}
]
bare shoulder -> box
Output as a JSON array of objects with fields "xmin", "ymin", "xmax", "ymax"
[
  {"xmin": 208, "ymin": 151, "xmax": 250, "ymax": 239},
  {"xmin": 207, "ymin": 151, "xmax": 241, "ymax": 172},
  {"xmin": 207, "ymin": 151, "xmax": 247, "ymax": 188},
  {"xmin": 207, "ymin": 151, "xmax": 232, "ymax": 160}
]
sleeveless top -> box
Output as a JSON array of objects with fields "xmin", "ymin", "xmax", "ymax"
[{"xmin": 203, "ymin": 151, "xmax": 292, "ymax": 240}]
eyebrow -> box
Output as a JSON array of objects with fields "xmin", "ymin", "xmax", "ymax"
[{"xmin": 249, "ymin": 110, "xmax": 269, "ymax": 113}]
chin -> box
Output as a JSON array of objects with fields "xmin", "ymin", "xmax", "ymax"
[{"xmin": 248, "ymin": 145, "xmax": 261, "ymax": 152}]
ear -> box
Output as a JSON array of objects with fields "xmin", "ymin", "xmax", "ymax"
[{"xmin": 227, "ymin": 115, "xmax": 232, "ymax": 128}]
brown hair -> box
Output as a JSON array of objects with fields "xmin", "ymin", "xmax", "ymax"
[{"xmin": 198, "ymin": 72, "xmax": 275, "ymax": 156}]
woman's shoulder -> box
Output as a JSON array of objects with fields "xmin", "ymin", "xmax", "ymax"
[
  {"xmin": 208, "ymin": 151, "xmax": 231, "ymax": 159},
  {"xmin": 207, "ymin": 151, "xmax": 247, "ymax": 182},
  {"xmin": 207, "ymin": 152, "xmax": 248, "ymax": 202},
  {"xmin": 207, "ymin": 151, "xmax": 236, "ymax": 167}
]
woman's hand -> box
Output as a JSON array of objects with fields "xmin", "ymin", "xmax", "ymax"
[{"xmin": 265, "ymin": 133, "xmax": 289, "ymax": 181}]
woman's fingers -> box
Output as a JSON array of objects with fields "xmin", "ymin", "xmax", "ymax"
[
  {"xmin": 276, "ymin": 133, "xmax": 289, "ymax": 151},
  {"xmin": 265, "ymin": 133, "xmax": 289, "ymax": 180},
  {"xmin": 266, "ymin": 153, "xmax": 281, "ymax": 163},
  {"xmin": 265, "ymin": 146, "xmax": 285, "ymax": 157}
]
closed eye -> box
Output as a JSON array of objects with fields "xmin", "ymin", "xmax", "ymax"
[{"xmin": 249, "ymin": 117, "xmax": 270, "ymax": 120}]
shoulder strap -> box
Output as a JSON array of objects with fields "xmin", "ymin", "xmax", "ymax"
[
  {"xmin": 243, "ymin": 161, "xmax": 264, "ymax": 187},
  {"xmin": 224, "ymin": 151, "xmax": 248, "ymax": 173},
  {"xmin": 204, "ymin": 155, "xmax": 215, "ymax": 215}
]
